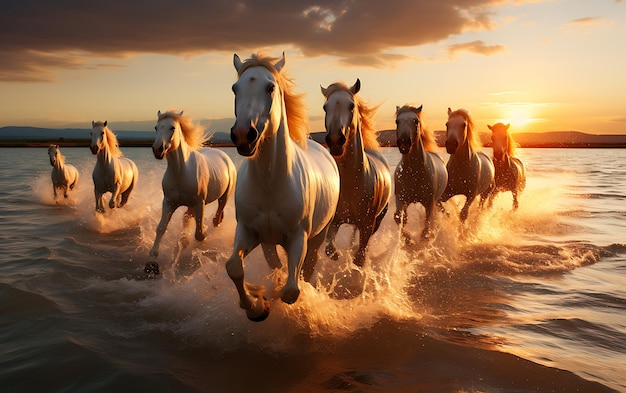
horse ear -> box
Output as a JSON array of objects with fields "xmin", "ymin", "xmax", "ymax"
[
  {"xmin": 233, "ymin": 54, "xmax": 243, "ymax": 73},
  {"xmin": 487, "ymin": 124, "xmax": 493, "ymax": 130},
  {"xmin": 92, "ymin": 121, "xmax": 95, "ymax": 127},
  {"xmin": 447, "ymin": 107, "xmax": 452, "ymax": 116},
  {"xmin": 416, "ymin": 105, "xmax": 423, "ymax": 113},
  {"xmin": 274, "ymin": 51, "xmax": 286, "ymax": 72},
  {"xmin": 157, "ymin": 110, "xmax": 162, "ymax": 118},
  {"xmin": 179, "ymin": 111, "xmax": 183, "ymax": 116},
  {"xmin": 396, "ymin": 105, "xmax": 400, "ymax": 112},
  {"xmin": 505, "ymin": 123, "xmax": 510, "ymax": 130},
  {"xmin": 104, "ymin": 121, "xmax": 107, "ymax": 127},
  {"xmin": 321, "ymin": 85, "xmax": 328, "ymax": 96},
  {"xmin": 351, "ymin": 78, "xmax": 361, "ymax": 94}
]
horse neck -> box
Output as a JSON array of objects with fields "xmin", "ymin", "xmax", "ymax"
[
  {"xmin": 97, "ymin": 143, "xmax": 114, "ymax": 166},
  {"xmin": 254, "ymin": 111, "xmax": 294, "ymax": 180},
  {"xmin": 342, "ymin": 119, "xmax": 367, "ymax": 171},
  {"xmin": 165, "ymin": 133, "xmax": 192, "ymax": 172},
  {"xmin": 404, "ymin": 131, "xmax": 428, "ymax": 166},
  {"xmin": 54, "ymin": 154, "xmax": 65, "ymax": 170}
]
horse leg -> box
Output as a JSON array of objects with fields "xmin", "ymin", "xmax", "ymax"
[
  {"xmin": 150, "ymin": 200, "xmax": 178, "ymax": 257},
  {"xmin": 109, "ymin": 183, "xmax": 120, "ymax": 209},
  {"xmin": 281, "ymin": 230, "xmax": 307, "ymax": 304},
  {"xmin": 95, "ymin": 190, "xmax": 105, "ymax": 213},
  {"xmin": 225, "ymin": 228, "xmax": 268, "ymax": 321},
  {"xmin": 354, "ymin": 220, "xmax": 376, "ymax": 268},
  {"xmin": 212, "ymin": 193, "xmax": 228, "ymax": 227},
  {"xmin": 192, "ymin": 201, "xmax": 206, "ymax": 241},
  {"xmin": 302, "ymin": 224, "xmax": 330, "ymax": 282},
  {"xmin": 324, "ymin": 219, "xmax": 341, "ymax": 260},
  {"xmin": 460, "ymin": 196, "xmax": 476, "ymax": 222},
  {"xmin": 373, "ymin": 202, "xmax": 388, "ymax": 234},
  {"xmin": 262, "ymin": 243, "xmax": 282, "ymax": 270},
  {"xmin": 421, "ymin": 202, "xmax": 434, "ymax": 239}
]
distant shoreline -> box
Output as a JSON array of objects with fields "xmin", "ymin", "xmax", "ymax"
[{"xmin": 1, "ymin": 127, "xmax": 626, "ymax": 148}]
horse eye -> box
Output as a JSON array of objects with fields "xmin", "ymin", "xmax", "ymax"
[
  {"xmin": 349, "ymin": 103, "xmax": 355, "ymax": 111},
  {"xmin": 322, "ymin": 104, "xmax": 327, "ymax": 112},
  {"xmin": 154, "ymin": 126, "xmax": 157, "ymax": 131},
  {"xmin": 267, "ymin": 84, "xmax": 275, "ymax": 95},
  {"xmin": 170, "ymin": 126, "xmax": 175, "ymax": 131},
  {"xmin": 395, "ymin": 119, "xmax": 399, "ymax": 125},
  {"xmin": 231, "ymin": 84, "xmax": 237, "ymax": 94}
]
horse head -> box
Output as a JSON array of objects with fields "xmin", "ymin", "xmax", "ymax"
[
  {"xmin": 321, "ymin": 79, "xmax": 360, "ymax": 156},
  {"xmin": 231, "ymin": 52, "xmax": 286, "ymax": 157},
  {"xmin": 48, "ymin": 144, "xmax": 60, "ymax": 166},
  {"xmin": 153, "ymin": 110, "xmax": 184, "ymax": 159},
  {"xmin": 488, "ymin": 123, "xmax": 510, "ymax": 161},
  {"xmin": 90, "ymin": 120, "xmax": 108, "ymax": 155},
  {"xmin": 395, "ymin": 105, "xmax": 423, "ymax": 155},
  {"xmin": 445, "ymin": 108, "xmax": 470, "ymax": 155}
]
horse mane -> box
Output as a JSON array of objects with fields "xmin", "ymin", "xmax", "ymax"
[
  {"xmin": 395, "ymin": 105, "xmax": 438, "ymax": 152},
  {"xmin": 490, "ymin": 122, "xmax": 519, "ymax": 157},
  {"xmin": 157, "ymin": 110, "xmax": 208, "ymax": 150},
  {"xmin": 448, "ymin": 109, "xmax": 482, "ymax": 152},
  {"xmin": 93, "ymin": 121, "xmax": 123, "ymax": 157},
  {"xmin": 236, "ymin": 53, "xmax": 308, "ymax": 148},
  {"xmin": 323, "ymin": 81, "xmax": 381, "ymax": 150}
]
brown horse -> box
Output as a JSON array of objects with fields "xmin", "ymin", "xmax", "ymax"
[
  {"xmin": 488, "ymin": 123, "xmax": 526, "ymax": 209},
  {"xmin": 321, "ymin": 79, "xmax": 392, "ymax": 267}
]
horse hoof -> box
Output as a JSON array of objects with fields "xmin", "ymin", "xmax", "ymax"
[
  {"xmin": 144, "ymin": 262, "xmax": 160, "ymax": 278},
  {"xmin": 195, "ymin": 233, "xmax": 206, "ymax": 242},
  {"xmin": 247, "ymin": 297, "xmax": 270, "ymax": 322}
]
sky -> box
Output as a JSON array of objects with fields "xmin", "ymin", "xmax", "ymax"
[{"xmin": 0, "ymin": 0, "xmax": 625, "ymax": 135}]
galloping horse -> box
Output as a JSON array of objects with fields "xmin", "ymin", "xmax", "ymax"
[
  {"xmin": 393, "ymin": 105, "xmax": 448, "ymax": 240},
  {"xmin": 48, "ymin": 144, "xmax": 79, "ymax": 199},
  {"xmin": 320, "ymin": 79, "xmax": 391, "ymax": 266},
  {"xmin": 227, "ymin": 52, "xmax": 340, "ymax": 321},
  {"xmin": 441, "ymin": 108, "xmax": 495, "ymax": 221},
  {"xmin": 488, "ymin": 123, "xmax": 526, "ymax": 209},
  {"xmin": 149, "ymin": 110, "xmax": 237, "ymax": 260},
  {"xmin": 90, "ymin": 121, "xmax": 138, "ymax": 213}
]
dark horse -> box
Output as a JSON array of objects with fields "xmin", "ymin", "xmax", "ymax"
[{"xmin": 487, "ymin": 123, "xmax": 526, "ymax": 209}]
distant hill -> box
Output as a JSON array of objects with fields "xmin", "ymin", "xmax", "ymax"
[
  {"xmin": 2, "ymin": 126, "xmax": 625, "ymax": 148},
  {"xmin": 0, "ymin": 126, "xmax": 233, "ymax": 147}
]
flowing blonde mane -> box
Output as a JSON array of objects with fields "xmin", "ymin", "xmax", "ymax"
[
  {"xmin": 490, "ymin": 122, "xmax": 519, "ymax": 157},
  {"xmin": 93, "ymin": 121, "xmax": 123, "ymax": 157},
  {"xmin": 236, "ymin": 53, "xmax": 308, "ymax": 148},
  {"xmin": 395, "ymin": 105, "xmax": 437, "ymax": 152},
  {"xmin": 448, "ymin": 109, "xmax": 482, "ymax": 152},
  {"xmin": 323, "ymin": 82, "xmax": 380, "ymax": 150},
  {"xmin": 157, "ymin": 110, "xmax": 208, "ymax": 150}
]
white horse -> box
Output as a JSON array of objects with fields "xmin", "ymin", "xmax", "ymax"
[
  {"xmin": 441, "ymin": 108, "xmax": 495, "ymax": 221},
  {"xmin": 48, "ymin": 144, "xmax": 79, "ymax": 199},
  {"xmin": 90, "ymin": 121, "xmax": 138, "ymax": 213},
  {"xmin": 321, "ymin": 79, "xmax": 391, "ymax": 267},
  {"xmin": 488, "ymin": 122, "xmax": 526, "ymax": 209},
  {"xmin": 393, "ymin": 105, "xmax": 448, "ymax": 240},
  {"xmin": 227, "ymin": 52, "xmax": 340, "ymax": 321},
  {"xmin": 149, "ymin": 110, "xmax": 237, "ymax": 261}
]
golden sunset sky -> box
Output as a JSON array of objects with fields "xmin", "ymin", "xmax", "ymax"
[{"xmin": 0, "ymin": 0, "xmax": 624, "ymax": 135}]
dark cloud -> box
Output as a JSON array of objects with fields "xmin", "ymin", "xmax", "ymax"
[
  {"xmin": 448, "ymin": 40, "xmax": 505, "ymax": 56},
  {"xmin": 0, "ymin": 0, "xmax": 500, "ymax": 82}
]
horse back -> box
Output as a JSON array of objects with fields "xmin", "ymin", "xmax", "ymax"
[{"xmin": 197, "ymin": 147, "xmax": 237, "ymax": 201}]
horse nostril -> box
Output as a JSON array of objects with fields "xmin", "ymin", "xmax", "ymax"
[
  {"xmin": 247, "ymin": 126, "xmax": 259, "ymax": 143},
  {"xmin": 159, "ymin": 145, "xmax": 164, "ymax": 153}
]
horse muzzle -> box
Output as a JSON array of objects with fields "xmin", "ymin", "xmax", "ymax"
[
  {"xmin": 445, "ymin": 140, "xmax": 458, "ymax": 154},
  {"xmin": 396, "ymin": 136, "xmax": 411, "ymax": 154},
  {"xmin": 326, "ymin": 132, "xmax": 346, "ymax": 157},
  {"xmin": 231, "ymin": 124, "xmax": 260, "ymax": 157},
  {"xmin": 152, "ymin": 144, "xmax": 166, "ymax": 159},
  {"xmin": 89, "ymin": 145, "xmax": 99, "ymax": 155}
]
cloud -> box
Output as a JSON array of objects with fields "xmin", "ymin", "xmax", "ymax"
[
  {"xmin": 610, "ymin": 116, "xmax": 626, "ymax": 123},
  {"xmin": 447, "ymin": 40, "xmax": 506, "ymax": 56},
  {"xmin": 0, "ymin": 0, "xmax": 501, "ymax": 82},
  {"xmin": 565, "ymin": 17, "xmax": 607, "ymax": 27}
]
